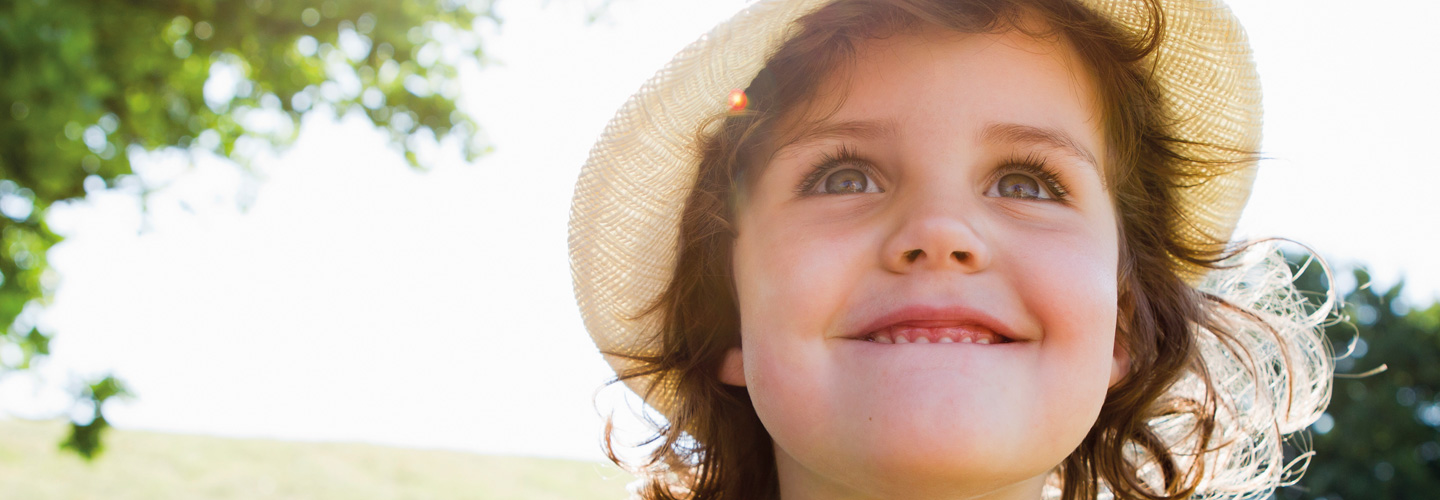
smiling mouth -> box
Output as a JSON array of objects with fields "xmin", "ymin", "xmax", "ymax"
[{"xmin": 863, "ymin": 325, "xmax": 1012, "ymax": 345}]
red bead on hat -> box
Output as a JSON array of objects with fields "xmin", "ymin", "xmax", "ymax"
[{"xmin": 727, "ymin": 89, "xmax": 748, "ymax": 112}]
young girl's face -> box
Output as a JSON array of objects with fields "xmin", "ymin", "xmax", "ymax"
[{"xmin": 725, "ymin": 24, "xmax": 1126, "ymax": 499}]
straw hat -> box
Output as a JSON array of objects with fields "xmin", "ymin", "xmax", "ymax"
[{"xmin": 569, "ymin": 0, "xmax": 1262, "ymax": 415}]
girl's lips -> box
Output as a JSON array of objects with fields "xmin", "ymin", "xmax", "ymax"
[{"xmin": 849, "ymin": 305, "xmax": 1021, "ymax": 344}]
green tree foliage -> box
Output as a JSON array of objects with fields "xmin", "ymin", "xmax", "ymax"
[
  {"xmin": 1, "ymin": 0, "xmax": 495, "ymax": 457},
  {"xmin": 1283, "ymin": 266, "xmax": 1440, "ymax": 499}
]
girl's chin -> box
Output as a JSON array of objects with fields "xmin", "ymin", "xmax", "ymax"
[
  {"xmin": 764, "ymin": 390, "xmax": 1076, "ymax": 466},
  {"xmin": 751, "ymin": 339, "xmax": 1110, "ymax": 488},
  {"xmin": 816, "ymin": 376, "xmax": 1107, "ymax": 454}
]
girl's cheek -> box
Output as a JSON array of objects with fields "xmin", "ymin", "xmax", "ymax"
[
  {"xmin": 738, "ymin": 196, "xmax": 873, "ymax": 279},
  {"xmin": 1008, "ymin": 213, "xmax": 1119, "ymax": 360},
  {"xmin": 736, "ymin": 217, "xmax": 868, "ymax": 335}
]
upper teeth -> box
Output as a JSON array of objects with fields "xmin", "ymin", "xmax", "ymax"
[{"xmin": 867, "ymin": 326, "xmax": 1005, "ymax": 345}]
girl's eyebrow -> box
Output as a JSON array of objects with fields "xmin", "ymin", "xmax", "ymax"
[
  {"xmin": 979, "ymin": 122, "xmax": 1100, "ymax": 173},
  {"xmin": 773, "ymin": 117, "xmax": 901, "ymax": 158},
  {"xmin": 771, "ymin": 118, "xmax": 1100, "ymax": 175}
]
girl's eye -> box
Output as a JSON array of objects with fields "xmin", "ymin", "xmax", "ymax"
[
  {"xmin": 823, "ymin": 168, "xmax": 872, "ymax": 194},
  {"xmin": 985, "ymin": 157, "xmax": 1069, "ymax": 202},
  {"xmin": 796, "ymin": 144, "xmax": 884, "ymax": 196},
  {"xmin": 995, "ymin": 173, "xmax": 1048, "ymax": 200}
]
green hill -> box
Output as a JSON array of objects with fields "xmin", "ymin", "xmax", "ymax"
[{"xmin": 0, "ymin": 419, "xmax": 633, "ymax": 499}]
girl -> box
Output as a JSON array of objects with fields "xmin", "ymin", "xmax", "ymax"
[{"xmin": 569, "ymin": 0, "xmax": 1334, "ymax": 498}]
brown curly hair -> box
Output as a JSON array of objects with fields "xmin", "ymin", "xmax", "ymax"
[{"xmin": 601, "ymin": 0, "xmax": 1291, "ymax": 498}]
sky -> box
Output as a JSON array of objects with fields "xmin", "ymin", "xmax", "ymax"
[{"xmin": 1, "ymin": 0, "xmax": 1437, "ymax": 463}]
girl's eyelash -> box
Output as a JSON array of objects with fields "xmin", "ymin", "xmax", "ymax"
[
  {"xmin": 795, "ymin": 144, "xmax": 875, "ymax": 196},
  {"xmin": 998, "ymin": 152, "xmax": 1071, "ymax": 201}
]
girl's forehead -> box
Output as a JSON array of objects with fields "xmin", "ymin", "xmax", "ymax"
[{"xmin": 761, "ymin": 25, "xmax": 1107, "ymax": 174}]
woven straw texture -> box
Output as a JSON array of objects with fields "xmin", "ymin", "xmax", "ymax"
[{"xmin": 569, "ymin": 0, "xmax": 1262, "ymax": 417}]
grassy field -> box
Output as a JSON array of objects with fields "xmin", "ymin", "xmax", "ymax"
[{"xmin": 0, "ymin": 419, "xmax": 633, "ymax": 499}]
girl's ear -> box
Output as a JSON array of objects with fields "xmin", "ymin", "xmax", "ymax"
[
  {"xmin": 1113, "ymin": 267, "xmax": 1135, "ymax": 388},
  {"xmin": 1111, "ymin": 297, "xmax": 1134, "ymax": 387},
  {"xmin": 1110, "ymin": 340, "xmax": 1131, "ymax": 388},
  {"xmin": 718, "ymin": 346, "xmax": 747, "ymax": 386}
]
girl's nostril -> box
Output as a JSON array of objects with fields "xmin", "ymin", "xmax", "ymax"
[
  {"xmin": 953, "ymin": 251, "xmax": 971, "ymax": 261},
  {"xmin": 905, "ymin": 249, "xmax": 923, "ymax": 262}
]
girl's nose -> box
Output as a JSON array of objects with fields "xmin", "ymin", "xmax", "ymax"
[{"xmin": 880, "ymin": 197, "xmax": 992, "ymax": 274}]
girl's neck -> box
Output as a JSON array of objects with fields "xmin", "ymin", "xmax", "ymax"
[{"xmin": 774, "ymin": 447, "xmax": 1050, "ymax": 500}]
